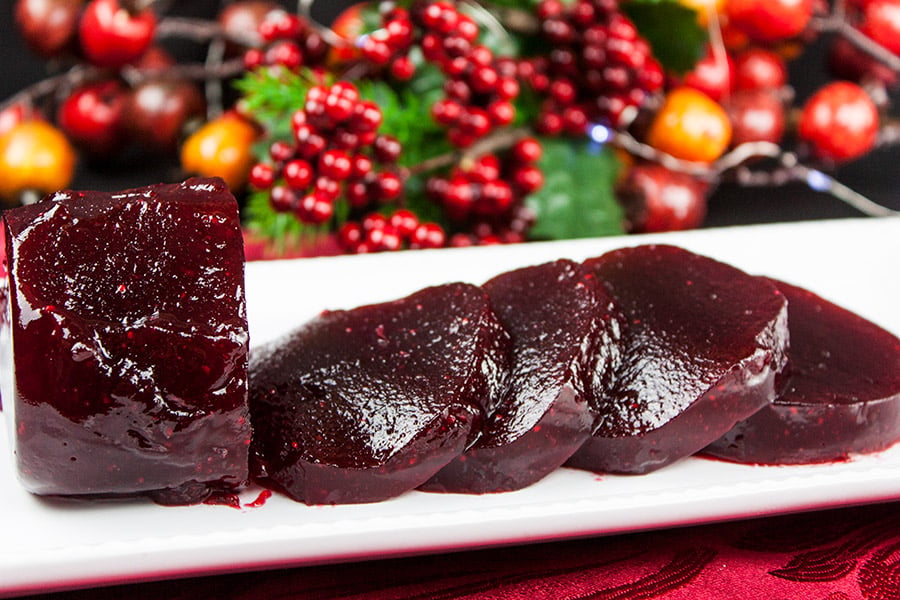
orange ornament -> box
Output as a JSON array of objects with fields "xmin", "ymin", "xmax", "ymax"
[
  {"xmin": 646, "ymin": 87, "xmax": 732, "ymax": 163},
  {"xmin": 181, "ymin": 113, "xmax": 258, "ymax": 190},
  {"xmin": 0, "ymin": 120, "xmax": 76, "ymax": 201}
]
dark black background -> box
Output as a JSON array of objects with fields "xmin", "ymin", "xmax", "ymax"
[{"xmin": 0, "ymin": 1, "xmax": 897, "ymax": 227}]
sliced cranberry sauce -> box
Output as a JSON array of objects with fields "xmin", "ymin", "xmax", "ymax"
[
  {"xmin": 3, "ymin": 178, "xmax": 250, "ymax": 504},
  {"xmin": 421, "ymin": 259, "xmax": 618, "ymax": 494},
  {"xmin": 705, "ymin": 278, "xmax": 900, "ymax": 464},
  {"xmin": 248, "ymin": 283, "xmax": 510, "ymax": 505},
  {"xmin": 567, "ymin": 244, "xmax": 789, "ymax": 474}
]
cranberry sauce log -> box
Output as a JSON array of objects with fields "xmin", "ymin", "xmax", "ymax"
[
  {"xmin": 421, "ymin": 259, "xmax": 620, "ymax": 493},
  {"xmin": 705, "ymin": 279, "xmax": 900, "ymax": 464},
  {"xmin": 2, "ymin": 178, "xmax": 251, "ymax": 505},
  {"xmin": 248, "ymin": 283, "xmax": 510, "ymax": 505},
  {"xmin": 567, "ymin": 245, "xmax": 789, "ymax": 474}
]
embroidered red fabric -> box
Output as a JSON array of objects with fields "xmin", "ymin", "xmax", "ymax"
[{"xmin": 29, "ymin": 502, "xmax": 900, "ymax": 600}]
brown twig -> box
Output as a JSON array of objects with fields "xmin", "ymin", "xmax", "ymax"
[
  {"xmin": 811, "ymin": 14, "xmax": 900, "ymax": 72},
  {"xmin": 403, "ymin": 126, "xmax": 531, "ymax": 177}
]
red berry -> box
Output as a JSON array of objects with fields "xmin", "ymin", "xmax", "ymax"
[
  {"xmin": 243, "ymin": 48, "xmax": 264, "ymax": 69},
  {"xmin": 511, "ymin": 138, "xmax": 542, "ymax": 164},
  {"xmin": 265, "ymin": 41, "xmax": 303, "ymax": 69},
  {"xmin": 537, "ymin": 0, "xmax": 564, "ymax": 20},
  {"xmin": 536, "ymin": 111, "xmax": 563, "ymax": 135},
  {"xmin": 249, "ymin": 162, "xmax": 276, "ymax": 189},
  {"xmin": 726, "ymin": 89, "xmax": 786, "ymax": 146},
  {"xmin": 443, "ymin": 176, "xmax": 475, "ymax": 218},
  {"xmin": 351, "ymin": 154, "xmax": 373, "ymax": 179},
  {"xmin": 362, "ymin": 212, "xmax": 388, "ymax": 232},
  {"xmin": 346, "ymin": 180, "xmax": 370, "ymax": 208},
  {"xmin": 487, "ymin": 100, "xmax": 515, "ymax": 126},
  {"xmin": 457, "ymin": 16, "xmax": 479, "ymax": 42},
  {"xmin": 477, "ymin": 180, "xmax": 514, "ymax": 215},
  {"xmin": 726, "ymin": 0, "xmax": 813, "ymax": 42},
  {"xmin": 459, "ymin": 107, "xmax": 491, "ymax": 137},
  {"xmin": 390, "ymin": 55, "xmax": 416, "ymax": 80},
  {"xmin": 389, "ymin": 209, "xmax": 419, "ymax": 238},
  {"xmin": 338, "ymin": 222, "xmax": 364, "ymax": 250},
  {"xmin": 352, "ymin": 101, "xmax": 383, "ymax": 132},
  {"xmin": 314, "ymin": 176, "xmax": 340, "ymax": 200},
  {"xmin": 296, "ymin": 193, "xmax": 333, "ymax": 224},
  {"xmin": 733, "ymin": 48, "xmax": 788, "ymax": 91},
  {"xmin": 269, "ymin": 140, "xmax": 295, "ymax": 163},
  {"xmin": 373, "ymin": 135, "xmax": 402, "ymax": 163},
  {"xmin": 683, "ymin": 46, "xmax": 734, "ymax": 102},
  {"xmin": 297, "ymin": 133, "xmax": 326, "ymax": 158},
  {"xmin": 362, "ymin": 37, "xmax": 392, "ymax": 65},
  {"xmin": 470, "ymin": 66, "xmax": 499, "ymax": 93},
  {"xmin": 283, "ymin": 158, "xmax": 313, "ymax": 189},
  {"xmin": 431, "ymin": 99, "xmax": 463, "ymax": 125},
  {"xmin": 562, "ymin": 106, "xmax": 589, "ymax": 135},
  {"xmin": 512, "ymin": 165, "xmax": 544, "ymax": 193},
  {"xmin": 799, "ymin": 82, "xmax": 879, "ymax": 162},
  {"xmin": 269, "ymin": 185, "xmax": 296, "ymax": 212},
  {"xmin": 410, "ymin": 223, "xmax": 446, "ymax": 249},
  {"xmin": 79, "ymin": 0, "xmax": 157, "ymax": 68},
  {"xmin": 324, "ymin": 95, "xmax": 355, "ymax": 124},
  {"xmin": 470, "ymin": 154, "xmax": 501, "ymax": 183},
  {"xmin": 376, "ymin": 171, "xmax": 403, "ymax": 201},
  {"xmin": 318, "ymin": 149, "xmax": 352, "ymax": 180}
]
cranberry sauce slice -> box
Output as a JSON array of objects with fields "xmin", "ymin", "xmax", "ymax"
[
  {"xmin": 421, "ymin": 260, "xmax": 618, "ymax": 493},
  {"xmin": 567, "ymin": 245, "xmax": 789, "ymax": 474},
  {"xmin": 248, "ymin": 283, "xmax": 510, "ymax": 505},
  {"xmin": 3, "ymin": 178, "xmax": 251, "ymax": 504},
  {"xmin": 705, "ymin": 279, "xmax": 900, "ymax": 464}
]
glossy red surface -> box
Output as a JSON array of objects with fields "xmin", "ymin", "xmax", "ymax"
[
  {"xmin": 248, "ymin": 283, "xmax": 510, "ymax": 504},
  {"xmin": 568, "ymin": 244, "xmax": 789, "ymax": 474},
  {"xmin": 421, "ymin": 259, "xmax": 616, "ymax": 493},
  {"xmin": 3, "ymin": 177, "xmax": 250, "ymax": 504},
  {"xmin": 705, "ymin": 278, "xmax": 900, "ymax": 464}
]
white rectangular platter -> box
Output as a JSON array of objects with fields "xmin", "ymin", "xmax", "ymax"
[{"xmin": 2, "ymin": 217, "xmax": 899, "ymax": 597}]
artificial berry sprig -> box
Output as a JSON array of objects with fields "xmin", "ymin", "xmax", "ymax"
[
  {"xmin": 249, "ymin": 79, "xmax": 404, "ymax": 226},
  {"xmin": 522, "ymin": 0, "xmax": 664, "ymax": 133}
]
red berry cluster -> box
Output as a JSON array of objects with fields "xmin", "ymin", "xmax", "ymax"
[
  {"xmin": 337, "ymin": 209, "xmax": 447, "ymax": 253},
  {"xmin": 243, "ymin": 10, "xmax": 328, "ymax": 71},
  {"xmin": 358, "ymin": 2, "xmax": 520, "ymax": 148},
  {"xmin": 416, "ymin": 2, "xmax": 520, "ymax": 147},
  {"xmin": 360, "ymin": 6, "xmax": 417, "ymax": 80},
  {"xmin": 521, "ymin": 0, "xmax": 663, "ymax": 133},
  {"xmin": 250, "ymin": 80, "xmax": 404, "ymax": 225},
  {"xmin": 426, "ymin": 137, "xmax": 543, "ymax": 246}
]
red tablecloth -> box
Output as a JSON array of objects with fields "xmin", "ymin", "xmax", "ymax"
[{"xmin": 27, "ymin": 501, "xmax": 900, "ymax": 600}]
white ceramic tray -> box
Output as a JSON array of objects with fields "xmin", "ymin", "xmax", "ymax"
[{"xmin": 2, "ymin": 217, "xmax": 899, "ymax": 597}]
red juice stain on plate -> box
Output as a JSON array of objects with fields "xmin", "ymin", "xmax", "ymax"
[{"xmin": 245, "ymin": 489, "xmax": 272, "ymax": 508}]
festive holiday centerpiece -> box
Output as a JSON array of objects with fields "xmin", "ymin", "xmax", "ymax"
[{"xmin": 2, "ymin": 0, "xmax": 898, "ymax": 257}]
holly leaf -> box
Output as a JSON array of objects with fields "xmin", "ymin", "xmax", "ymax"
[
  {"xmin": 623, "ymin": 0, "xmax": 707, "ymax": 74},
  {"xmin": 526, "ymin": 138, "xmax": 624, "ymax": 240}
]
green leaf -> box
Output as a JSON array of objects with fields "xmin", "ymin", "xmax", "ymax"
[
  {"xmin": 526, "ymin": 138, "xmax": 625, "ymax": 240},
  {"xmin": 623, "ymin": 0, "xmax": 707, "ymax": 74}
]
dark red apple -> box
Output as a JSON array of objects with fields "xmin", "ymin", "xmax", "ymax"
[
  {"xmin": 14, "ymin": 0, "xmax": 83, "ymax": 58},
  {"xmin": 57, "ymin": 79, "xmax": 127, "ymax": 157},
  {"xmin": 124, "ymin": 79, "xmax": 206, "ymax": 153},
  {"xmin": 79, "ymin": 0, "xmax": 157, "ymax": 68}
]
